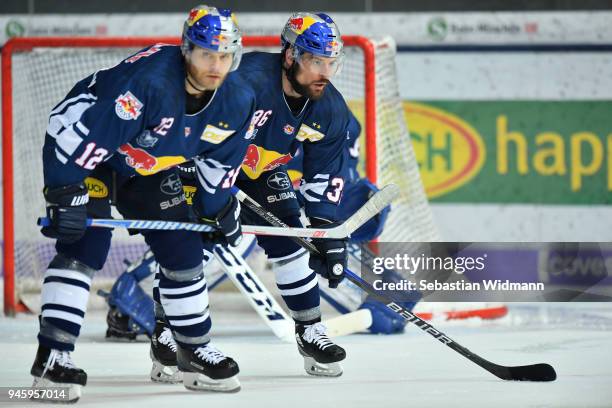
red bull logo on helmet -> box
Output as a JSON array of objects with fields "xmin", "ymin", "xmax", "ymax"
[
  {"xmin": 115, "ymin": 91, "xmax": 143, "ymax": 121},
  {"xmin": 290, "ymin": 17, "xmax": 304, "ymax": 30},
  {"xmin": 325, "ymin": 40, "xmax": 339, "ymax": 53},
  {"xmin": 288, "ymin": 15, "xmax": 317, "ymax": 35},
  {"xmin": 187, "ymin": 8, "xmax": 208, "ymax": 26},
  {"xmin": 211, "ymin": 34, "xmax": 226, "ymax": 46}
]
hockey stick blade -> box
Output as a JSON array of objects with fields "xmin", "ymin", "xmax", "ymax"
[
  {"xmin": 490, "ymin": 363, "xmax": 557, "ymax": 382},
  {"xmin": 234, "ymin": 188, "xmax": 557, "ymax": 382},
  {"xmin": 233, "ymin": 183, "xmax": 398, "ymax": 241},
  {"xmin": 343, "ymin": 184, "xmax": 399, "ymax": 236},
  {"xmin": 345, "ymin": 270, "xmax": 557, "ymax": 382}
]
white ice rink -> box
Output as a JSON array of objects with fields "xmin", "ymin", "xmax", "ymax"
[{"xmin": 1, "ymin": 296, "xmax": 611, "ymax": 408}]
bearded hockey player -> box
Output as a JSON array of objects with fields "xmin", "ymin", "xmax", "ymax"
[{"xmin": 31, "ymin": 5, "xmax": 254, "ymax": 401}]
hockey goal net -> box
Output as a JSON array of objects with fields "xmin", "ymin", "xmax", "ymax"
[{"xmin": 2, "ymin": 35, "xmax": 438, "ymax": 315}]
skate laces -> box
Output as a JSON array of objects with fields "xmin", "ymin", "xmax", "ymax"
[
  {"xmin": 194, "ymin": 344, "xmax": 227, "ymax": 365},
  {"xmin": 303, "ymin": 322, "xmax": 333, "ymax": 350},
  {"xmin": 158, "ymin": 327, "xmax": 177, "ymax": 352},
  {"xmin": 41, "ymin": 350, "xmax": 76, "ymax": 377}
]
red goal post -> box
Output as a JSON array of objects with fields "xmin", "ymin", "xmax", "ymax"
[{"xmin": 2, "ymin": 35, "xmax": 436, "ymax": 316}]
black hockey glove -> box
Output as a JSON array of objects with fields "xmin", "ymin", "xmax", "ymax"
[
  {"xmin": 199, "ymin": 195, "xmax": 243, "ymax": 247},
  {"xmin": 308, "ymin": 218, "xmax": 347, "ymax": 288},
  {"xmin": 41, "ymin": 183, "xmax": 89, "ymax": 244}
]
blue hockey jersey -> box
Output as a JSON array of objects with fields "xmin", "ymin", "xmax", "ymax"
[
  {"xmin": 237, "ymin": 52, "xmax": 350, "ymax": 221},
  {"xmin": 42, "ymin": 44, "xmax": 256, "ymax": 217},
  {"xmin": 287, "ymin": 110, "xmax": 361, "ymax": 184}
]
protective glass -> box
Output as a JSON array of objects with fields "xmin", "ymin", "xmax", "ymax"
[{"xmin": 295, "ymin": 50, "xmax": 345, "ymax": 77}]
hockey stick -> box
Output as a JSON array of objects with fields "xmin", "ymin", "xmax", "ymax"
[
  {"xmin": 36, "ymin": 217, "xmax": 336, "ymax": 238},
  {"xmin": 234, "ymin": 186, "xmax": 557, "ymax": 382},
  {"xmin": 212, "ymin": 244, "xmax": 295, "ymax": 343},
  {"xmin": 36, "ymin": 185, "xmax": 397, "ymax": 239}
]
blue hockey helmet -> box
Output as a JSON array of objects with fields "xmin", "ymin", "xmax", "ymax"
[
  {"xmin": 281, "ymin": 12, "xmax": 344, "ymax": 75},
  {"xmin": 182, "ymin": 5, "xmax": 243, "ymax": 71}
]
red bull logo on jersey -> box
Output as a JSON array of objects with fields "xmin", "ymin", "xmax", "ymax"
[
  {"xmin": 118, "ymin": 143, "xmax": 187, "ymax": 176},
  {"xmin": 283, "ymin": 124, "xmax": 295, "ymax": 135},
  {"xmin": 241, "ymin": 144, "xmax": 293, "ymax": 179},
  {"xmin": 115, "ymin": 91, "xmax": 143, "ymax": 121},
  {"xmin": 264, "ymin": 154, "xmax": 293, "ymax": 171},
  {"xmin": 118, "ymin": 143, "xmax": 157, "ymax": 170},
  {"xmin": 243, "ymin": 144, "xmax": 260, "ymax": 173}
]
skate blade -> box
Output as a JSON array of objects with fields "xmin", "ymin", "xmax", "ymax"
[
  {"xmin": 150, "ymin": 361, "xmax": 183, "ymax": 384},
  {"xmin": 31, "ymin": 376, "xmax": 81, "ymax": 404},
  {"xmin": 183, "ymin": 372, "xmax": 241, "ymax": 393},
  {"xmin": 303, "ymin": 356, "xmax": 343, "ymax": 377}
]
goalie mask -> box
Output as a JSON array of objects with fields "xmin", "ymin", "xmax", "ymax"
[
  {"xmin": 182, "ymin": 5, "xmax": 243, "ymax": 72},
  {"xmin": 281, "ymin": 12, "xmax": 345, "ymax": 77}
]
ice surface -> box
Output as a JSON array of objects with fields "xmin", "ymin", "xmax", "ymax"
[{"xmin": 1, "ymin": 297, "xmax": 611, "ymax": 408}]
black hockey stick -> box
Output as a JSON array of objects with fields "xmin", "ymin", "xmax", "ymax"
[{"xmin": 234, "ymin": 187, "xmax": 557, "ymax": 382}]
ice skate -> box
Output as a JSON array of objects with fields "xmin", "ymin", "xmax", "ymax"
[
  {"xmin": 30, "ymin": 345, "xmax": 87, "ymax": 404},
  {"xmin": 296, "ymin": 322, "xmax": 346, "ymax": 377},
  {"xmin": 177, "ymin": 343, "xmax": 240, "ymax": 392},
  {"xmin": 150, "ymin": 321, "xmax": 182, "ymax": 383}
]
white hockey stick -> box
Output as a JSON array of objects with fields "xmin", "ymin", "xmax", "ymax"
[
  {"xmin": 37, "ymin": 185, "xmax": 397, "ymax": 239},
  {"xmin": 234, "ymin": 183, "xmax": 399, "ymax": 236},
  {"xmin": 212, "ymin": 245, "xmax": 295, "ymax": 343},
  {"xmin": 323, "ymin": 309, "xmax": 373, "ymax": 337}
]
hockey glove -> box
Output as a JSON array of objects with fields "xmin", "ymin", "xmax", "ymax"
[
  {"xmin": 41, "ymin": 183, "xmax": 89, "ymax": 244},
  {"xmin": 308, "ymin": 218, "xmax": 347, "ymax": 288},
  {"xmin": 200, "ymin": 195, "xmax": 243, "ymax": 247}
]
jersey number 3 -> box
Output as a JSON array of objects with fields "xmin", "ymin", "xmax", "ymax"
[{"xmin": 327, "ymin": 177, "xmax": 344, "ymax": 203}]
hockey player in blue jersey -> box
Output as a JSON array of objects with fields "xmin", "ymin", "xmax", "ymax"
[
  {"xmin": 151, "ymin": 11, "xmax": 352, "ymax": 379},
  {"xmin": 30, "ymin": 5, "xmax": 253, "ymax": 400},
  {"xmin": 231, "ymin": 12, "xmax": 352, "ymax": 377}
]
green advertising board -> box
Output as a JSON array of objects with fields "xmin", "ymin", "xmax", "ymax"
[{"xmin": 404, "ymin": 101, "xmax": 612, "ymax": 204}]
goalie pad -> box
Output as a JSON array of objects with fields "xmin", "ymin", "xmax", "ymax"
[{"xmin": 105, "ymin": 270, "xmax": 155, "ymax": 338}]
